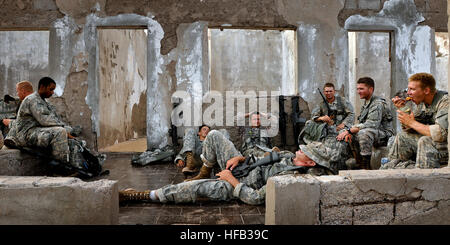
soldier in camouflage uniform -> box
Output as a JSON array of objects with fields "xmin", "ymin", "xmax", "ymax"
[
  {"xmin": 382, "ymin": 73, "xmax": 448, "ymax": 169},
  {"xmin": 300, "ymin": 83, "xmax": 354, "ymax": 144},
  {"xmin": 119, "ymin": 129, "xmax": 339, "ymax": 205},
  {"xmin": 4, "ymin": 77, "xmax": 79, "ymax": 167},
  {"xmin": 175, "ymin": 125, "xmax": 211, "ymax": 174},
  {"xmin": 337, "ymin": 77, "xmax": 394, "ymax": 169},
  {"xmin": 240, "ymin": 112, "xmax": 278, "ymax": 158}
]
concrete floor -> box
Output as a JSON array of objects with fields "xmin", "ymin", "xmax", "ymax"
[{"xmin": 95, "ymin": 153, "xmax": 265, "ymax": 225}]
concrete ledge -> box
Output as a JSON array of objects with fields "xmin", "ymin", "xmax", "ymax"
[
  {"xmin": 0, "ymin": 148, "xmax": 50, "ymax": 176},
  {"xmin": 0, "ymin": 176, "xmax": 118, "ymax": 224},
  {"xmin": 266, "ymin": 168, "xmax": 450, "ymax": 225}
]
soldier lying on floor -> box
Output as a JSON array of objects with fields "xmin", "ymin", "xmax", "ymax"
[
  {"xmin": 119, "ymin": 129, "xmax": 340, "ymax": 205},
  {"xmin": 4, "ymin": 77, "xmax": 105, "ymax": 178}
]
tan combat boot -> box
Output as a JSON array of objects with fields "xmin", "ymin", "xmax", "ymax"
[
  {"xmin": 182, "ymin": 151, "xmax": 199, "ymax": 174},
  {"xmin": 119, "ymin": 188, "xmax": 151, "ymax": 203},
  {"xmin": 184, "ymin": 164, "xmax": 212, "ymax": 182}
]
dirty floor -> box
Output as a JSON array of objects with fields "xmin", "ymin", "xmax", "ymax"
[{"xmin": 95, "ymin": 152, "xmax": 265, "ymax": 225}]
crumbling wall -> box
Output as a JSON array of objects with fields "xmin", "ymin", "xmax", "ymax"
[
  {"xmin": 0, "ymin": 0, "xmax": 446, "ymax": 151},
  {"xmin": 266, "ymin": 168, "xmax": 450, "ymax": 225}
]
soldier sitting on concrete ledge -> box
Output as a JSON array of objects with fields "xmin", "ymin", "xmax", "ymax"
[
  {"xmin": 119, "ymin": 130, "xmax": 338, "ymax": 205},
  {"xmin": 382, "ymin": 72, "xmax": 449, "ymax": 169},
  {"xmin": 4, "ymin": 77, "xmax": 102, "ymax": 176}
]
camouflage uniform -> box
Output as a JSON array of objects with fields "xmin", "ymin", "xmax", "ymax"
[
  {"xmin": 174, "ymin": 128, "xmax": 230, "ymax": 168},
  {"xmin": 385, "ymin": 91, "xmax": 448, "ymax": 169},
  {"xmin": 353, "ymin": 95, "xmax": 394, "ymax": 157},
  {"xmin": 156, "ymin": 130, "xmax": 300, "ymax": 205},
  {"xmin": 0, "ymin": 97, "xmax": 20, "ymax": 137},
  {"xmin": 5, "ymin": 92, "xmax": 71, "ymax": 163},
  {"xmin": 304, "ymin": 95, "xmax": 355, "ymax": 142},
  {"xmin": 240, "ymin": 127, "xmax": 272, "ymax": 157}
]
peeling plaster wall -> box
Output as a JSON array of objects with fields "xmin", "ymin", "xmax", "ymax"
[
  {"xmin": 0, "ymin": 0, "xmax": 447, "ymax": 150},
  {"xmin": 97, "ymin": 29, "xmax": 147, "ymax": 149},
  {"xmin": 209, "ymin": 29, "xmax": 297, "ymax": 96},
  {"xmin": 435, "ymin": 32, "xmax": 449, "ymax": 90}
]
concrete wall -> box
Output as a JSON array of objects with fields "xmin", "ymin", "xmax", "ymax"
[
  {"xmin": 0, "ymin": 149, "xmax": 50, "ymax": 176},
  {"xmin": 98, "ymin": 29, "xmax": 147, "ymax": 149},
  {"xmin": 0, "ymin": 31, "xmax": 49, "ymax": 96},
  {"xmin": 266, "ymin": 168, "xmax": 450, "ymax": 225},
  {"xmin": 209, "ymin": 28, "xmax": 297, "ymax": 96},
  {"xmin": 0, "ymin": 0, "xmax": 446, "ymax": 150},
  {"xmin": 435, "ymin": 32, "xmax": 449, "ymax": 90},
  {"xmin": 0, "ymin": 176, "xmax": 118, "ymax": 225}
]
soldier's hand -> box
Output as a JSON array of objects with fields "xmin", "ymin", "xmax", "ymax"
[
  {"xmin": 216, "ymin": 170, "xmax": 240, "ymax": 187},
  {"xmin": 176, "ymin": 160, "xmax": 185, "ymax": 168},
  {"xmin": 344, "ymin": 134, "xmax": 352, "ymax": 143},
  {"xmin": 2, "ymin": 119, "xmax": 11, "ymax": 127},
  {"xmin": 226, "ymin": 156, "xmax": 244, "ymax": 170},
  {"xmin": 319, "ymin": 115, "xmax": 332, "ymax": 123},
  {"xmin": 392, "ymin": 96, "xmax": 406, "ymax": 109},
  {"xmin": 336, "ymin": 130, "xmax": 348, "ymax": 141},
  {"xmin": 350, "ymin": 127, "xmax": 360, "ymax": 134},
  {"xmin": 398, "ymin": 110, "xmax": 415, "ymax": 128},
  {"xmin": 336, "ymin": 123, "xmax": 345, "ymax": 131}
]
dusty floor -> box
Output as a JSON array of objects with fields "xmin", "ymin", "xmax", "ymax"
[{"xmin": 95, "ymin": 153, "xmax": 265, "ymax": 225}]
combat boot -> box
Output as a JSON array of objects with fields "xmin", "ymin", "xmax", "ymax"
[
  {"xmin": 119, "ymin": 188, "xmax": 151, "ymax": 203},
  {"xmin": 184, "ymin": 164, "xmax": 212, "ymax": 182},
  {"xmin": 182, "ymin": 151, "xmax": 199, "ymax": 174},
  {"xmin": 358, "ymin": 155, "xmax": 371, "ymax": 170}
]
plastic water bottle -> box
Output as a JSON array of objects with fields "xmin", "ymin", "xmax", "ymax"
[{"xmin": 381, "ymin": 157, "xmax": 389, "ymax": 165}]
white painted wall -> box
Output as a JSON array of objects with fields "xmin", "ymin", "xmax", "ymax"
[
  {"xmin": 208, "ymin": 29, "xmax": 297, "ymax": 96},
  {"xmin": 0, "ymin": 31, "xmax": 49, "ymax": 96}
]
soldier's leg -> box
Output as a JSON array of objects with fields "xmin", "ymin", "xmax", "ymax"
[
  {"xmin": 388, "ymin": 131, "xmax": 420, "ymax": 161},
  {"xmin": 355, "ymin": 128, "xmax": 378, "ymax": 169},
  {"xmin": 180, "ymin": 128, "xmax": 199, "ymax": 173},
  {"xmin": 156, "ymin": 179, "xmax": 235, "ymax": 203},
  {"xmin": 416, "ymin": 136, "xmax": 448, "ymax": 168},
  {"xmin": 26, "ymin": 127, "xmax": 69, "ymax": 163},
  {"xmin": 184, "ymin": 130, "xmax": 241, "ymax": 181}
]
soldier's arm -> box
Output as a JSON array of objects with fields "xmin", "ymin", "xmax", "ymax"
[
  {"xmin": 311, "ymin": 105, "xmax": 323, "ymax": 121},
  {"xmin": 29, "ymin": 100, "xmax": 65, "ymax": 127}
]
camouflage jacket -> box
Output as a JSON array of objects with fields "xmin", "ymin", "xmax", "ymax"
[
  {"xmin": 233, "ymin": 151, "xmax": 299, "ymax": 205},
  {"xmin": 6, "ymin": 92, "xmax": 66, "ymax": 146},
  {"xmin": 0, "ymin": 97, "xmax": 20, "ymax": 134},
  {"xmin": 311, "ymin": 94, "xmax": 355, "ymax": 128},
  {"xmin": 355, "ymin": 95, "xmax": 394, "ymax": 137},
  {"xmin": 240, "ymin": 127, "xmax": 272, "ymax": 154},
  {"xmin": 414, "ymin": 90, "xmax": 449, "ymax": 142}
]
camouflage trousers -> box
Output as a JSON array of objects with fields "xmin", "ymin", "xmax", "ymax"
[
  {"xmin": 26, "ymin": 126, "xmax": 70, "ymax": 163},
  {"xmin": 387, "ymin": 131, "xmax": 448, "ymax": 168},
  {"xmin": 354, "ymin": 128, "xmax": 389, "ymax": 156},
  {"xmin": 156, "ymin": 130, "xmax": 241, "ymax": 203}
]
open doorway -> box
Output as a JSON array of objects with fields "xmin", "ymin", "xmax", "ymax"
[
  {"xmin": 97, "ymin": 28, "xmax": 147, "ymax": 153},
  {"xmin": 348, "ymin": 31, "xmax": 393, "ymax": 120}
]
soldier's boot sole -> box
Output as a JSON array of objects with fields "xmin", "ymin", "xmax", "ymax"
[{"xmin": 184, "ymin": 165, "xmax": 212, "ymax": 182}]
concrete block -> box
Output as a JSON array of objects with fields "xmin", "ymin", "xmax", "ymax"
[
  {"xmin": 393, "ymin": 200, "xmax": 450, "ymax": 225},
  {"xmin": 0, "ymin": 149, "xmax": 50, "ymax": 176},
  {"xmin": 0, "ymin": 176, "xmax": 118, "ymax": 225},
  {"xmin": 318, "ymin": 175, "xmax": 388, "ymax": 206},
  {"xmin": 321, "ymin": 205, "xmax": 353, "ymax": 225},
  {"xmin": 353, "ymin": 203, "xmax": 394, "ymax": 225},
  {"xmin": 359, "ymin": 0, "xmax": 381, "ymax": 10},
  {"xmin": 265, "ymin": 174, "xmax": 321, "ymax": 225}
]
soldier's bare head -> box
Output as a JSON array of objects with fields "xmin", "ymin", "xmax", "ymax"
[
  {"xmin": 250, "ymin": 112, "xmax": 261, "ymax": 128},
  {"xmin": 407, "ymin": 73, "xmax": 436, "ymax": 105},
  {"xmin": 356, "ymin": 77, "xmax": 374, "ymax": 100},
  {"xmin": 16, "ymin": 80, "xmax": 33, "ymax": 101},
  {"xmin": 38, "ymin": 77, "xmax": 56, "ymax": 99},
  {"xmin": 323, "ymin": 83, "xmax": 336, "ymax": 101},
  {"xmin": 198, "ymin": 124, "xmax": 211, "ymax": 140}
]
